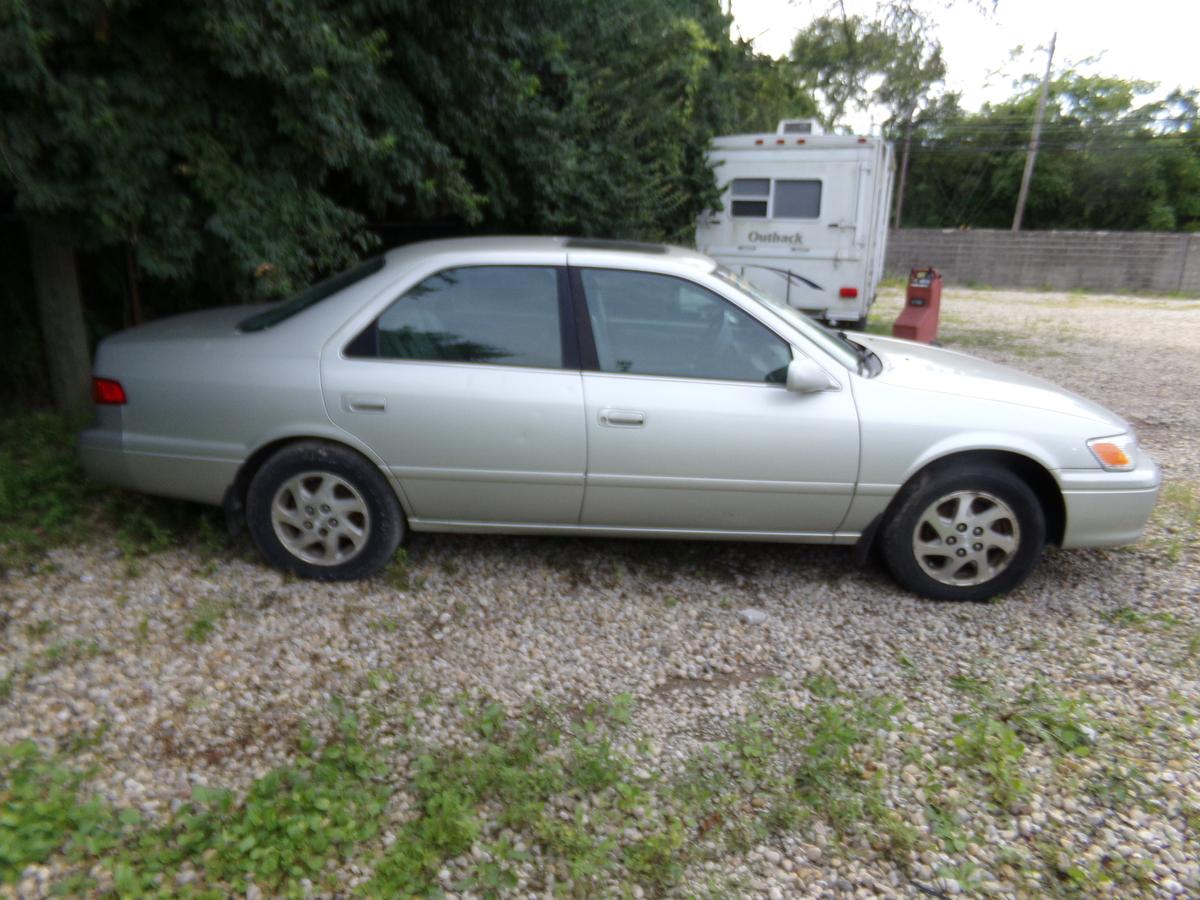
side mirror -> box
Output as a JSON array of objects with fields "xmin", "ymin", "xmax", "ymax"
[{"xmin": 785, "ymin": 356, "xmax": 834, "ymax": 393}]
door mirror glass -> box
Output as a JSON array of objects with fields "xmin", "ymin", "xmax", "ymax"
[{"xmin": 786, "ymin": 356, "xmax": 833, "ymax": 393}]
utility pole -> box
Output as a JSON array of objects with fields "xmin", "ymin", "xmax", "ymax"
[
  {"xmin": 893, "ymin": 109, "xmax": 914, "ymax": 228},
  {"xmin": 1012, "ymin": 32, "xmax": 1056, "ymax": 231}
]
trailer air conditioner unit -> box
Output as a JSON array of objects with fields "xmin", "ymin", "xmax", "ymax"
[{"xmin": 776, "ymin": 119, "xmax": 822, "ymax": 136}]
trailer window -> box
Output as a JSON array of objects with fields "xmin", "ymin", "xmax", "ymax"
[
  {"xmin": 730, "ymin": 178, "xmax": 769, "ymax": 217},
  {"xmin": 773, "ymin": 180, "xmax": 821, "ymax": 219}
]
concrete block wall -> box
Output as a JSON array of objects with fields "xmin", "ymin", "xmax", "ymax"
[{"xmin": 885, "ymin": 229, "xmax": 1200, "ymax": 295}]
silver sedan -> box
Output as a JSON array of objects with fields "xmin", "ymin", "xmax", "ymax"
[{"xmin": 79, "ymin": 237, "xmax": 1161, "ymax": 601}]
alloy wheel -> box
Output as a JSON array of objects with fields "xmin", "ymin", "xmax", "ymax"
[
  {"xmin": 270, "ymin": 471, "xmax": 371, "ymax": 566},
  {"xmin": 911, "ymin": 490, "xmax": 1020, "ymax": 587}
]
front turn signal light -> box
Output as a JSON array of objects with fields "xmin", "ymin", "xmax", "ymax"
[{"xmin": 1087, "ymin": 434, "xmax": 1136, "ymax": 471}]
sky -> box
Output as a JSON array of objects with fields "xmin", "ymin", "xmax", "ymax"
[{"xmin": 729, "ymin": 0, "xmax": 1200, "ymax": 132}]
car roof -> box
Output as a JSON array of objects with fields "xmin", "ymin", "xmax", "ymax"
[{"xmin": 381, "ymin": 235, "xmax": 716, "ymax": 274}]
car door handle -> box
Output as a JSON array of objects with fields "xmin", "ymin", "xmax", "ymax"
[
  {"xmin": 600, "ymin": 409, "xmax": 645, "ymax": 427},
  {"xmin": 344, "ymin": 395, "xmax": 387, "ymax": 413}
]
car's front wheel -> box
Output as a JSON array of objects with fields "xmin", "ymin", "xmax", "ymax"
[
  {"xmin": 245, "ymin": 441, "xmax": 404, "ymax": 580},
  {"xmin": 880, "ymin": 464, "xmax": 1045, "ymax": 602}
]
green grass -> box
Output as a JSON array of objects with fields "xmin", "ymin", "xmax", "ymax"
[
  {"xmin": 950, "ymin": 682, "xmax": 1095, "ymax": 811},
  {"xmin": 1149, "ymin": 481, "xmax": 1200, "ymax": 563},
  {"xmin": 0, "ymin": 413, "xmax": 229, "ymax": 571},
  {"xmin": 0, "ymin": 682, "xmax": 1168, "ymax": 897},
  {"xmin": 1100, "ymin": 605, "xmax": 1182, "ymax": 629},
  {"xmin": 379, "ymin": 547, "xmax": 420, "ymax": 591},
  {"xmin": 2, "ymin": 716, "xmax": 388, "ymax": 894},
  {"xmin": 184, "ymin": 598, "xmax": 238, "ymax": 643},
  {"xmin": 0, "ymin": 741, "xmax": 127, "ymax": 883},
  {"xmin": 936, "ymin": 325, "xmax": 1047, "ymax": 358},
  {"xmin": 0, "ymin": 689, "xmax": 919, "ymax": 895},
  {"xmin": 0, "ymin": 414, "xmax": 93, "ymax": 567}
]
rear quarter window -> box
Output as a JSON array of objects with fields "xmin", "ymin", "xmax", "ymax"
[{"xmin": 239, "ymin": 256, "xmax": 386, "ymax": 332}]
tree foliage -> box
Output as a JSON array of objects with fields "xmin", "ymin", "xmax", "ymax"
[
  {"xmin": 0, "ymin": 0, "xmax": 802, "ymax": 303},
  {"xmin": 0, "ymin": 0, "xmax": 804, "ymax": 406},
  {"xmin": 895, "ymin": 74, "xmax": 1200, "ymax": 231},
  {"xmin": 790, "ymin": 5, "xmax": 946, "ymax": 129}
]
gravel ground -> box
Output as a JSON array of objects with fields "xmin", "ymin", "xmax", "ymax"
[{"xmin": 2, "ymin": 287, "xmax": 1199, "ymax": 898}]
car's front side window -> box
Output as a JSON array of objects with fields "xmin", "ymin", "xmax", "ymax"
[
  {"xmin": 352, "ymin": 266, "xmax": 565, "ymax": 369},
  {"xmin": 579, "ymin": 268, "xmax": 790, "ymax": 383}
]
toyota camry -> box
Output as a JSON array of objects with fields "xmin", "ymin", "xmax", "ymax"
[{"xmin": 79, "ymin": 237, "xmax": 1161, "ymax": 601}]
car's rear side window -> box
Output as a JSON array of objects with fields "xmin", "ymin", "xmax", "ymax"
[
  {"xmin": 353, "ymin": 266, "xmax": 566, "ymax": 369},
  {"xmin": 239, "ymin": 256, "xmax": 385, "ymax": 332}
]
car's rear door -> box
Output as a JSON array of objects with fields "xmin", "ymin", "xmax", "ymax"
[
  {"xmin": 572, "ymin": 266, "xmax": 859, "ymax": 536},
  {"xmin": 322, "ymin": 263, "xmax": 586, "ymax": 526}
]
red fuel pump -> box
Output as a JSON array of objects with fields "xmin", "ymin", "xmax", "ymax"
[{"xmin": 893, "ymin": 267, "xmax": 942, "ymax": 343}]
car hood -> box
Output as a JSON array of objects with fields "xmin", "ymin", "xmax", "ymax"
[
  {"xmin": 104, "ymin": 304, "xmax": 272, "ymax": 345},
  {"xmin": 855, "ymin": 334, "xmax": 1128, "ymax": 429}
]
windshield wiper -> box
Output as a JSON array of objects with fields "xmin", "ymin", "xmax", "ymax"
[{"xmin": 837, "ymin": 331, "xmax": 879, "ymax": 376}]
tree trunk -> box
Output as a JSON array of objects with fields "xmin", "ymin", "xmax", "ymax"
[
  {"xmin": 28, "ymin": 222, "xmax": 92, "ymax": 416},
  {"xmin": 124, "ymin": 241, "xmax": 144, "ymax": 326}
]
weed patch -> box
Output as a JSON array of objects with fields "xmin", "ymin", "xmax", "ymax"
[
  {"xmin": 1, "ymin": 716, "xmax": 387, "ymax": 894},
  {"xmin": 380, "ymin": 548, "xmax": 420, "ymax": 591},
  {"xmin": 950, "ymin": 682, "xmax": 1095, "ymax": 810},
  {"xmin": 1149, "ymin": 481, "xmax": 1200, "ymax": 563},
  {"xmin": 184, "ymin": 597, "xmax": 238, "ymax": 643},
  {"xmin": 0, "ymin": 741, "xmax": 126, "ymax": 883},
  {"xmin": 937, "ymin": 326, "xmax": 1048, "ymax": 359},
  {"xmin": 0, "ymin": 413, "xmax": 229, "ymax": 570},
  {"xmin": 0, "ymin": 415, "xmax": 93, "ymax": 568}
]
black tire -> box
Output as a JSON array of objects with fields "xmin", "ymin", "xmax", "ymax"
[
  {"xmin": 245, "ymin": 441, "xmax": 405, "ymax": 581},
  {"xmin": 880, "ymin": 464, "xmax": 1045, "ymax": 602}
]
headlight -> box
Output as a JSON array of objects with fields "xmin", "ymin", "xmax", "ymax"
[{"xmin": 1087, "ymin": 433, "xmax": 1137, "ymax": 471}]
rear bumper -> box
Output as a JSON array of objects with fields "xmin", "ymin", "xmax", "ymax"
[
  {"xmin": 78, "ymin": 427, "xmax": 130, "ymax": 486},
  {"xmin": 79, "ymin": 428, "xmax": 236, "ymax": 507},
  {"xmin": 1058, "ymin": 457, "xmax": 1162, "ymax": 549}
]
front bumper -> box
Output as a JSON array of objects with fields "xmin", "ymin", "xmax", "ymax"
[{"xmin": 1058, "ymin": 455, "xmax": 1162, "ymax": 549}]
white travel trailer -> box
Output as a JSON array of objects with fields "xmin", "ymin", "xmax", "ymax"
[{"xmin": 695, "ymin": 119, "xmax": 895, "ymax": 328}]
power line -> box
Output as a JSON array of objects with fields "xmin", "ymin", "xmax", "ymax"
[
  {"xmin": 905, "ymin": 119, "xmax": 1192, "ymax": 133},
  {"xmin": 907, "ymin": 144, "xmax": 1193, "ymax": 155}
]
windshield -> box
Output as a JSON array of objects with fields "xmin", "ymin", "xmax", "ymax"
[
  {"xmin": 711, "ymin": 267, "xmax": 863, "ymax": 371},
  {"xmin": 239, "ymin": 256, "xmax": 385, "ymax": 332}
]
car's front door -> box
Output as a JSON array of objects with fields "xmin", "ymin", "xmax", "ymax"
[
  {"xmin": 575, "ymin": 267, "xmax": 859, "ymax": 536},
  {"xmin": 322, "ymin": 265, "xmax": 586, "ymax": 526}
]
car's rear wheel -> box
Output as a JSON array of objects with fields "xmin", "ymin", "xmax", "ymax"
[
  {"xmin": 881, "ymin": 464, "xmax": 1045, "ymax": 601},
  {"xmin": 246, "ymin": 441, "xmax": 404, "ymax": 580}
]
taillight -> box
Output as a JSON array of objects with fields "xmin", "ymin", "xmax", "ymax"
[
  {"xmin": 839, "ymin": 287, "xmax": 859, "ymax": 298},
  {"xmin": 93, "ymin": 377, "xmax": 127, "ymax": 405}
]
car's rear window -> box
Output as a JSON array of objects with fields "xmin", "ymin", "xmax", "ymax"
[{"xmin": 239, "ymin": 256, "xmax": 385, "ymax": 332}]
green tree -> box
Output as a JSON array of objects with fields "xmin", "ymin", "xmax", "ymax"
[
  {"xmin": 790, "ymin": 5, "xmax": 946, "ymax": 225},
  {"xmin": 790, "ymin": 6, "xmax": 946, "ymax": 131},
  {"xmin": 898, "ymin": 71, "xmax": 1200, "ymax": 232},
  {"xmin": 1, "ymin": 0, "xmax": 454, "ymax": 411},
  {"xmin": 3, "ymin": 0, "xmax": 803, "ymax": 413}
]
